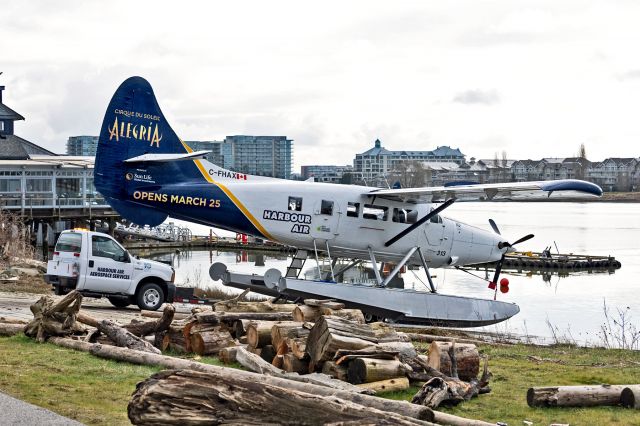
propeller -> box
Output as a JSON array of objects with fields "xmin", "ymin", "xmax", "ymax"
[
  {"xmin": 384, "ymin": 198, "xmax": 455, "ymax": 247},
  {"xmin": 488, "ymin": 219, "xmax": 535, "ymax": 296}
]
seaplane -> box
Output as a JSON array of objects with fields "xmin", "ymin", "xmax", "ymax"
[{"xmin": 94, "ymin": 77, "xmax": 603, "ymax": 327}]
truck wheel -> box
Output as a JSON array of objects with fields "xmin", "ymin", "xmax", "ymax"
[
  {"xmin": 136, "ymin": 283, "xmax": 164, "ymax": 311},
  {"xmin": 108, "ymin": 297, "xmax": 130, "ymax": 309}
]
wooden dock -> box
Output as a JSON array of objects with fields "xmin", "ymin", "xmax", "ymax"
[{"xmin": 471, "ymin": 251, "xmax": 621, "ymax": 272}]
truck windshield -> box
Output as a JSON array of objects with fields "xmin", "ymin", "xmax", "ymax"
[{"xmin": 55, "ymin": 233, "xmax": 82, "ymax": 252}]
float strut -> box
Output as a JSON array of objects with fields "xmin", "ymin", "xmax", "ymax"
[
  {"xmin": 417, "ymin": 247, "xmax": 437, "ymax": 293},
  {"xmin": 381, "ymin": 246, "xmax": 418, "ymax": 288},
  {"xmin": 368, "ymin": 246, "xmax": 383, "ymax": 285}
]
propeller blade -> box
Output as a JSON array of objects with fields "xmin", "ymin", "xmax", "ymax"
[
  {"xmin": 489, "ymin": 219, "xmax": 500, "ymax": 235},
  {"xmin": 491, "ymin": 253, "xmax": 505, "ymax": 285},
  {"xmin": 384, "ymin": 198, "xmax": 455, "ymax": 247},
  {"xmin": 511, "ymin": 233, "xmax": 535, "ymax": 246}
]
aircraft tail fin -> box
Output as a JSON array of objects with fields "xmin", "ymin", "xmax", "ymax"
[{"xmin": 95, "ymin": 76, "xmax": 202, "ymax": 226}]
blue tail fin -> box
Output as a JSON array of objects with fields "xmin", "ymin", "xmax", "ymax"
[{"xmin": 95, "ymin": 77, "xmax": 201, "ymax": 226}]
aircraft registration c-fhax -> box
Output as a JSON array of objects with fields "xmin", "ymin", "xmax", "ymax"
[{"xmin": 95, "ymin": 77, "xmax": 603, "ymax": 327}]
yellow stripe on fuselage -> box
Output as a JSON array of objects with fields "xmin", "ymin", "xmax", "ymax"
[{"xmin": 181, "ymin": 139, "xmax": 273, "ymax": 240}]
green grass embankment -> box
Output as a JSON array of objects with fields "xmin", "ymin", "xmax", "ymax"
[{"xmin": 1, "ymin": 335, "xmax": 640, "ymax": 425}]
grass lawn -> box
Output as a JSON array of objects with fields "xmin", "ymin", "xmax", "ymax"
[
  {"xmin": 2, "ymin": 335, "xmax": 640, "ymax": 425},
  {"xmin": 0, "ymin": 335, "xmax": 225, "ymax": 425}
]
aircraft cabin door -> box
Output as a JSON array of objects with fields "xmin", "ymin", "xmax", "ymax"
[
  {"xmin": 310, "ymin": 199, "xmax": 341, "ymax": 241},
  {"xmin": 424, "ymin": 210, "xmax": 445, "ymax": 246}
]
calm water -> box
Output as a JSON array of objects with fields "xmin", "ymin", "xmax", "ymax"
[{"xmin": 144, "ymin": 202, "xmax": 640, "ymax": 344}]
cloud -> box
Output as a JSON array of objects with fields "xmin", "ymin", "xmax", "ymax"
[
  {"xmin": 453, "ymin": 89, "xmax": 500, "ymax": 105},
  {"xmin": 616, "ymin": 70, "xmax": 640, "ymax": 81}
]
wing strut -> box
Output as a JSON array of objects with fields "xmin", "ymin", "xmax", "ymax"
[{"xmin": 384, "ymin": 199, "xmax": 455, "ymax": 247}]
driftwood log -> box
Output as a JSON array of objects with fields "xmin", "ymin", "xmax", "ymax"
[
  {"xmin": 621, "ymin": 385, "xmax": 640, "ymax": 409},
  {"xmin": 357, "ymin": 377, "xmax": 410, "ymax": 393},
  {"xmin": 24, "ymin": 291, "xmax": 85, "ymax": 342},
  {"xmin": 527, "ymin": 384, "xmax": 628, "ymax": 407},
  {"xmin": 196, "ymin": 311, "xmax": 293, "ymax": 325},
  {"xmin": 141, "ymin": 310, "xmax": 190, "ymax": 320},
  {"xmin": 293, "ymin": 305, "xmax": 322, "ymax": 322},
  {"xmin": 233, "ymin": 319, "xmax": 251, "ymax": 337},
  {"xmin": 124, "ymin": 305, "xmax": 175, "ymax": 337},
  {"xmin": 283, "ymin": 353, "xmax": 309, "ymax": 374},
  {"xmin": 322, "ymin": 361, "xmax": 348, "ymax": 381},
  {"xmin": 427, "ymin": 341, "xmax": 479, "ymax": 381},
  {"xmin": 289, "ymin": 337, "xmax": 308, "ymax": 359},
  {"xmin": 347, "ymin": 358, "xmax": 412, "ymax": 384},
  {"xmin": 95, "ymin": 319, "xmax": 160, "ymax": 354},
  {"xmin": 246, "ymin": 321, "xmax": 278, "ymax": 348},
  {"xmin": 48, "ymin": 337, "xmax": 434, "ymax": 421},
  {"xmin": 306, "ymin": 315, "xmax": 412, "ymax": 370},
  {"xmin": 234, "ymin": 346, "xmax": 373, "ymax": 394},
  {"xmin": 219, "ymin": 346, "xmax": 242, "ymax": 364},
  {"xmin": 320, "ymin": 307, "xmax": 366, "ymax": 324},
  {"xmin": 214, "ymin": 299, "xmax": 297, "ymax": 313},
  {"xmin": 161, "ymin": 326, "xmax": 188, "ymax": 353},
  {"xmin": 127, "ymin": 369, "xmax": 433, "ymax": 425},
  {"xmin": 271, "ymin": 322, "xmax": 305, "ymax": 349},
  {"xmin": 412, "ymin": 343, "xmax": 491, "ymax": 409},
  {"xmin": 191, "ymin": 330, "xmax": 235, "ymax": 355},
  {"xmin": 0, "ymin": 322, "xmax": 24, "ymax": 336}
]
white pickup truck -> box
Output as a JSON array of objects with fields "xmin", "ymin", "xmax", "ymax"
[{"xmin": 45, "ymin": 229, "xmax": 176, "ymax": 310}]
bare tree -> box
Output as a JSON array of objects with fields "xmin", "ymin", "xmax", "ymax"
[
  {"xmin": 388, "ymin": 161, "xmax": 428, "ymax": 188},
  {"xmin": 501, "ymin": 151, "xmax": 508, "ymax": 168},
  {"xmin": 578, "ymin": 143, "xmax": 587, "ymax": 160}
]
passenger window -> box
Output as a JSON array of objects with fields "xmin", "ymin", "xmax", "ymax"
[
  {"xmin": 392, "ymin": 208, "xmax": 417, "ymax": 224},
  {"xmin": 363, "ymin": 204, "xmax": 388, "ymax": 221},
  {"xmin": 92, "ymin": 236, "xmax": 127, "ymax": 262},
  {"xmin": 288, "ymin": 196, "xmax": 302, "ymax": 211},
  {"xmin": 347, "ymin": 202, "xmax": 360, "ymax": 218},
  {"xmin": 320, "ymin": 200, "xmax": 334, "ymax": 215}
]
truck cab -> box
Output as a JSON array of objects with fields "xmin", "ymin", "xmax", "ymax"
[{"xmin": 45, "ymin": 229, "xmax": 175, "ymax": 310}]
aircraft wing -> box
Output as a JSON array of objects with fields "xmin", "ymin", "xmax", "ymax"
[{"xmin": 366, "ymin": 179, "xmax": 603, "ymax": 202}]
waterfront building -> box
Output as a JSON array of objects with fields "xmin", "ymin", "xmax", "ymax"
[
  {"xmin": 300, "ymin": 165, "xmax": 356, "ymax": 184},
  {"xmin": 0, "ymin": 82, "xmax": 113, "ymax": 220},
  {"xmin": 224, "ymin": 135, "xmax": 292, "ymax": 179},
  {"xmin": 0, "ymin": 84, "xmax": 56, "ymax": 160},
  {"xmin": 184, "ymin": 140, "xmax": 224, "ymax": 164},
  {"xmin": 66, "ymin": 136, "xmax": 98, "ymax": 156},
  {"xmin": 185, "ymin": 136, "xmax": 293, "ymax": 179},
  {"xmin": 354, "ymin": 139, "xmax": 465, "ymax": 186},
  {"xmin": 587, "ymin": 158, "xmax": 640, "ymax": 192}
]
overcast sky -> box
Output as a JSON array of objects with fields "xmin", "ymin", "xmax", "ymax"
[{"xmin": 2, "ymin": 1, "xmax": 640, "ymax": 170}]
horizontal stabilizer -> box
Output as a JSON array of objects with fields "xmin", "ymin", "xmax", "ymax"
[{"xmin": 124, "ymin": 150, "xmax": 210, "ymax": 163}]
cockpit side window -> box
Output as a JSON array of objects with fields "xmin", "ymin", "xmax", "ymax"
[
  {"xmin": 392, "ymin": 208, "xmax": 417, "ymax": 224},
  {"xmin": 429, "ymin": 207, "xmax": 442, "ymax": 223},
  {"xmin": 288, "ymin": 196, "xmax": 302, "ymax": 211}
]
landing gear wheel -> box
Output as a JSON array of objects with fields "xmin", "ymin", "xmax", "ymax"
[
  {"xmin": 108, "ymin": 297, "xmax": 130, "ymax": 309},
  {"xmin": 136, "ymin": 283, "xmax": 164, "ymax": 311}
]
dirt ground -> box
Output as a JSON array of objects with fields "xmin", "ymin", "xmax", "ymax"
[{"xmin": 0, "ymin": 289, "xmax": 195, "ymax": 324}]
